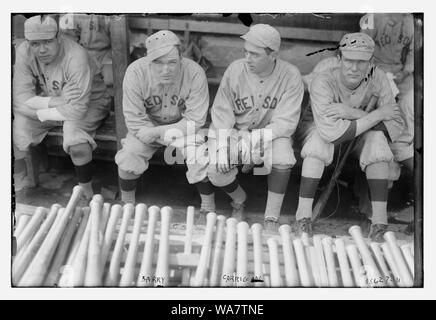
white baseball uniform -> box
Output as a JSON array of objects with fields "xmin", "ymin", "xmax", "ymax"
[
  {"xmin": 13, "ymin": 36, "xmax": 110, "ymax": 153},
  {"xmin": 114, "ymin": 56, "xmax": 210, "ymax": 184},
  {"xmin": 208, "ymin": 58, "xmax": 304, "ymax": 186},
  {"xmin": 360, "ymin": 13, "xmax": 414, "ymax": 162},
  {"xmin": 298, "ymin": 65, "xmax": 404, "ymax": 171}
]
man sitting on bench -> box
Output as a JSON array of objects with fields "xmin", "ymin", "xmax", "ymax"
[{"xmin": 13, "ymin": 15, "xmax": 111, "ymax": 199}]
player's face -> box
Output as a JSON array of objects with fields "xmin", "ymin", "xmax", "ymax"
[
  {"xmin": 244, "ymin": 41, "xmax": 275, "ymax": 76},
  {"xmin": 150, "ymin": 47, "xmax": 181, "ymax": 84},
  {"xmin": 340, "ymin": 56, "xmax": 370, "ymax": 88},
  {"xmin": 28, "ymin": 36, "xmax": 60, "ymax": 65}
]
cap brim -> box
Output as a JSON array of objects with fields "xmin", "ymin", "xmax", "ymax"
[
  {"xmin": 25, "ymin": 32, "xmax": 57, "ymax": 41},
  {"xmin": 241, "ymin": 33, "xmax": 266, "ymax": 48},
  {"xmin": 341, "ymin": 50, "xmax": 372, "ymax": 61},
  {"xmin": 146, "ymin": 44, "xmax": 177, "ymax": 62}
]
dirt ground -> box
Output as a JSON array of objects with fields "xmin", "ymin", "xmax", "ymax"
[{"xmin": 13, "ymin": 156, "xmax": 414, "ymax": 242}]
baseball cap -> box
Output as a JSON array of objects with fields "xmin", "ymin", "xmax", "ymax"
[
  {"xmin": 339, "ymin": 32, "xmax": 375, "ymax": 61},
  {"xmin": 145, "ymin": 30, "xmax": 181, "ymax": 61},
  {"xmin": 24, "ymin": 15, "xmax": 58, "ymax": 41},
  {"xmin": 241, "ymin": 24, "xmax": 281, "ymax": 51}
]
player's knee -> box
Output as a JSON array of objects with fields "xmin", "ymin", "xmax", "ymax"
[
  {"xmin": 300, "ymin": 139, "xmax": 333, "ymax": 166},
  {"xmin": 359, "ymin": 132, "xmax": 393, "ymax": 171},
  {"xmin": 272, "ymin": 164, "xmax": 292, "ymax": 170},
  {"xmin": 69, "ymin": 143, "xmax": 92, "ymax": 162},
  {"xmin": 115, "ymin": 149, "xmax": 148, "ymax": 176},
  {"xmin": 207, "ymin": 165, "xmax": 234, "ymax": 187}
]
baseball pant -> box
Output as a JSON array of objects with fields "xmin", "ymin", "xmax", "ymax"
[
  {"xmin": 13, "ymin": 101, "xmax": 109, "ymax": 154},
  {"xmin": 299, "ymin": 121, "xmax": 394, "ymax": 171},
  {"xmin": 389, "ymin": 74, "xmax": 414, "ymax": 162},
  {"xmin": 207, "ymin": 135, "xmax": 296, "ymax": 187},
  {"xmin": 115, "ymin": 132, "xmax": 208, "ymax": 184}
]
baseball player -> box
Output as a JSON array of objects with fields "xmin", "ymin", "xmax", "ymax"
[
  {"xmin": 59, "ymin": 13, "xmax": 112, "ymax": 86},
  {"xmin": 360, "ymin": 13, "xmax": 414, "ymax": 173},
  {"xmin": 207, "ymin": 24, "xmax": 304, "ymax": 233},
  {"xmin": 13, "ymin": 15, "xmax": 111, "ymax": 198},
  {"xmin": 294, "ymin": 32, "xmax": 404, "ymax": 242},
  {"xmin": 115, "ymin": 30, "xmax": 213, "ymax": 212},
  {"xmin": 360, "ymin": 13, "xmax": 415, "ymax": 234}
]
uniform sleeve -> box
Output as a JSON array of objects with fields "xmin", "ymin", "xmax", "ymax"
[
  {"xmin": 310, "ymin": 74, "xmax": 351, "ymax": 143},
  {"xmin": 13, "ymin": 44, "xmax": 42, "ymax": 103},
  {"xmin": 264, "ymin": 69, "xmax": 304, "ymax": 139},
  {"xmin": 55, "ymin": 51, "xmax": 93, "ymax": 120},
  {"xmin": 160, "ymin": 66, "xmax": 209, "ymax": 135},
  {"xmin": 403, "ymin": 23, "xmax": 414, "ymax": 74},
  {"xmin": 210, "ymin": 67, "xmax": 236, "ymax": 132},
  {"xmin": 122, "ymin": 65, "xmax": 155, "ymax": 134},
  {"xmin": 360, "ymin": 13, "xmax": 378, "ymax": 39},
  {"xmin": 375, "ymin": 70, "xmax": 405, "ymax": 141}
]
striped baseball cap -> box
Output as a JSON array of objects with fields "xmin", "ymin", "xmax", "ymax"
[{"xmin": 241, "ymin": 24, "xmax": 281, "ymax": 51}]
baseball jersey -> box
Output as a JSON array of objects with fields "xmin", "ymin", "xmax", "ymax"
[
  {"xmin": 59, "ymin": 14, "xmax": 111, "ymax": 65},
  {"xmin": 13, "ymin": 36, "xmax": 108, "ymax": 120},
  {"xmin": 122, "ymin": 57, "xmax": 209, "ymax": 135},
  {"xmin": 360, "ymin": 13, "xmax": 414, "ymax": 74},
  {"xmin": 303, "ymin": 56, "xmax": 340, "ymax": 88},
  {"xmin": 309, "ymin": 67, "xmax": 404, "ymax": 143},
  {"xmin": 211, "ymin": 58, "xmax": 304, "ymax": 139}
]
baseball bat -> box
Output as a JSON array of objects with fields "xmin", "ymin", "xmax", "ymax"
[
  {"xmin": 181, "ymin": 206, "xmax": 194, "ymax": 286},
  {"xmin": 92, "ymin": 194, "xmax": 104, "ymax": 205},
  {"xmin": 381, "ymin": 243, "xmax": 402, "ymax": 286},
  {"xmin": 12, "ymin": 204, "xmax": 60, "ymax": 285},
  {"xmin": 370, "ymin": 242, "xmax": 395, "ymax": 287},
  {"xmin": 349, "ymin": 225, "xmax": 383, "ymax": 287},
  {"xmin": 119, "ymin": 203, "xmax": 146, "ymax": 287},
  {"xmin": 209, "ymin": 215, "xmax": 227, "ymax": 287},
  {"xmin": 84, "ymin": 200, "xmax": 103, "ymax": 286},
  {"xmin": 16, "ymin": 207, "xmax": 48, "ymax": 253},
  {"xmin": 154, "ymin": 206, "xmax": 173, "ymax": 287},
  {"xmin": 321, "ymin": 237, "xmax": 339, "ymax": 287},
  {"xmin": 401, "ymin": 244, "xmax": 414, "ymax": 277},
  {"xmin": 278, "ymin": 224, "xmax": 299, "ymax": 287},
  {"xmin": 293, "ymin": 238, "xmax": 314, "ymax": 287},
  {"xmin": 101, "ymin": 203, "xmax": 111, "ymax": 235},
  {"xmin": 137, "ymin": 206, "xmax": 160, "ymax": 287},
  {"xmin": 384, "ymin": 232, "xmax": 413, "ymax": 286},
  {"xmin": 101, "ymin": 204, "xmax": 122, "ymax": 269},
  {"xmin": 221, "ymin": 218, "xmax": 238, "ymax": 287},
  {"xmin": 312, "ymin": 94, "xmax": 379, "ymax": 221},
  {"xmin": 251, "ymin": 223, "xmax": 265, "ymax": 287},
  {"xmin": 334, "ymin": 238, "xmax": 354, "ymax": 287},
  {"xmin": 193, "ymin": 211, "xmax": 217, "ymax": 286},
  {"xmin": 307, "ymin": 246, "xmax": 322, "ymax": 287},
  {"xmin": 267, "ymin": 238, "xmax": 282, "ymax": 287},
  {"xmin": 301, "ymin": 232, "xmax": 311, "ymax": 247},
  {"xmin": 19, "ymin": 186, "xmax": 83, "ymax": 287},
  {"xmin": 104, "ymin": 203, "xmax": 134, "ymax": 286},
  {"xmin": 57, "ymin": 207, "xmax": 90, "ymax": 287},
  {"xmin": 235, "ymin": 221, "xmax": 249, "ymax": 287},
  {"xmin": 44, "ymin": 207, "xmax": 83, "ymax": 287},
  {"xmin": 313, "ymin": 235, "xmax": 329, "ymax": 287},
  {"xmin": 14, "ymin": 214, "xmax": 31, "ymax": 238},
  {"xmin": 346, "ymin": 244, "xmax": 367, "ymax": 287},
  {"xmin": 18, "ymin": 208, "xmax": 66, "ymax": 286}
]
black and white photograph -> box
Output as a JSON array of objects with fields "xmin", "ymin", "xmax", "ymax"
[{"xmin": 3, "ymin": 0, "xmax": 434, "ymax": 302}]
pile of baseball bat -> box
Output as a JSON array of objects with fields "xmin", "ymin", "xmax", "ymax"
[{"xmin": 12, "ymin": 185, "xmax": 415, "ymax": 287}]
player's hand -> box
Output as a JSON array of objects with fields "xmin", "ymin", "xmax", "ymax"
[
  {"xmin": 393, "ymin": 70, "xmax": 410, "ymax": 84},
  {"xmin": 136, "ymin": 127, "xmax": 161, "ymax": 144},
  {"xmin": 376, "ymin": 103, "xmax": 403, "ymax": 121},
  {"xmin": 216, "ymin": 148, "xmax": 231, "ymax": 174}
]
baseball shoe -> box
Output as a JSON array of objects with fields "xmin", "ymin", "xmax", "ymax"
[
  {"xmin": 295, "ymin": 218, "xmax": 313, "ymax": 237},
  {"xmin": 230, "ymin": 201, "xmax": 245, "ymax": 222},
  {"xmin": 368, "ymin": 224, "xmax": 388, "ymax": 243},
  {"xmin": 263, "ymin": 217, "xmax": 279, "ymax": 234},
  {"xmin": 195, "ymin": 209, "xmax": 209, "ymax": 225}
]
